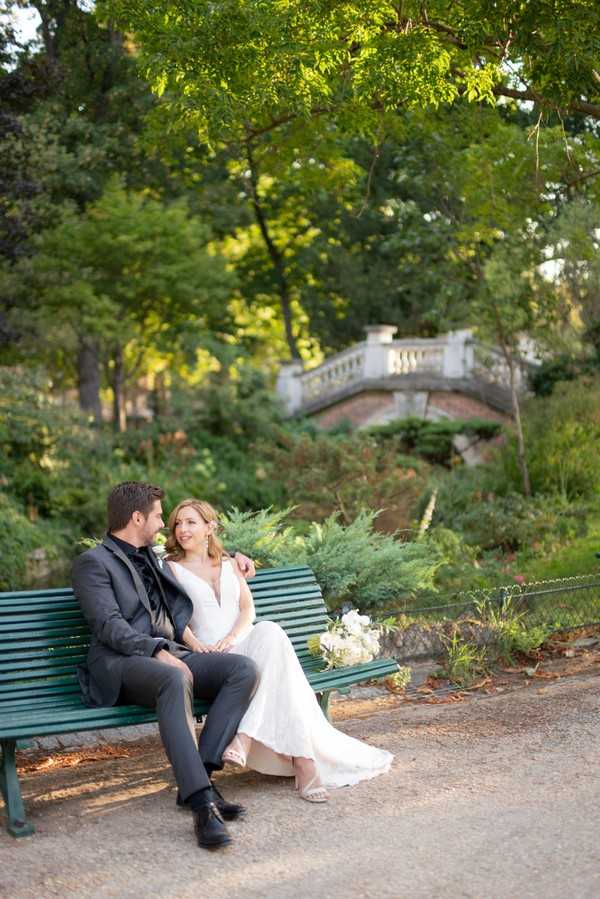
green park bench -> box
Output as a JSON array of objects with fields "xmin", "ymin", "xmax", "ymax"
[{"xmin": 0, "ymin": 565, "xmax": 399, "ymax": 838}]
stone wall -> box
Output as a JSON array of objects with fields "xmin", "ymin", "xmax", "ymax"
[
  {"xmin": 380, "ymin": 619, "xmax": 497, "ymax": 663},
  {"xmin": 312, "ymin": 387, "xmax": 510, "ymax": 431},
  {"xmin": 313, "ymin": 390, "xmax": 395, "ymax": 429},
  {"xmin": 428, "ymin": 391, "xmax": 509, "ymax": 423}
]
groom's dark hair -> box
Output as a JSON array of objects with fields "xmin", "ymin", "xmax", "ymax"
[{"xmin": 107, "ymin": 482, "xmax": 165, "ymax": 532}]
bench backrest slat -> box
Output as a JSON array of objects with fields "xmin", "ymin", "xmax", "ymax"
[{"xmin": 0, "ymin": 566, "xmax": 328, "ymax": 707}]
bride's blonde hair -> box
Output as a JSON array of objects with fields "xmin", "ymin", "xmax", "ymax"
[{"xmin": 165, "ymin": 498, "xmax": 226, "ymax": 564}]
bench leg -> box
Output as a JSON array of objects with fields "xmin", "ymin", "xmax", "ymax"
[{"xmin": 0, "ymin": 739, "xmax": 35, "ymax": 838}]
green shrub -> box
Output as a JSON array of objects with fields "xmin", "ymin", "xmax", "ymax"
[
  {"xmin": 219, "ymin": 507, "xmax": 299, "ymax": 567},
  {"xmin": 261, "ymin": 430, "xmax": 430, "ymax": 533},
  {"xmin": 528, "ymin": 354, "xmax": 587, "ymax": 397},
  {"xmin": 0, "ymin": 363, "xmax": 284, "ymax": 547},
  {"xmin": 289, "ymin": 511, "xmax": 442, "ymax": 611},
  {"xmin": 522, "ymin": 377, "xmax": 600, "ymax": 499},
  {"xmin": 0, "ymin": 493, "xmax": 69, "ymax": 590},
  {"xmin": 219, "ymin": 507, "xmax": 442, "ymax": 611},
  {"xmin": 451, "ymin": 494, "xmax": 585, "ymax": 552},
  {"xmin": 368, "ymin": 417, "xmax": 502, "ymax": 465},
  {"xmin": 433, "ymin": 463, "xmax": 588, "ymax": 552},
  {"xmin": 421, "ymin": 526, "xmax": 507, "ymax": 597}
]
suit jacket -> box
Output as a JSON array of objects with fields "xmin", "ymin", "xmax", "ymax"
[{"xmin": 72, "ymin": 535, "xmax": 194, "ymax": 707}]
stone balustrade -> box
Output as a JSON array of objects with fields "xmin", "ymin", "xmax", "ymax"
[
  {"xmin": 276, "ymin": 325, "xmax": 532, "ymax": 415},
  {"xmin": 300, "ymin": 344, "xmax": 367, "ymax": 402}
]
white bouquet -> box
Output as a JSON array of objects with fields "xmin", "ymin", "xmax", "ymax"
[{"xmin": 308, "ymin": 610, "xmax": 389, "ymax": 669}]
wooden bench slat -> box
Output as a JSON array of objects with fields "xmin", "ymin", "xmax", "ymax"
[
  {"xmin": 0, "ymin": 607, "xmax": 85, "ymax": 631},
  {"xmin": 0, "ymin": 664, "xmax": 86, "ymax": 682},
  {"xmin": 308, "ymin": 658, "xmax": 398, "ymax": 690},
  {"xmin": 0, "ymin": 649, "xmax": 89, "ymax": 667},
  {"xmin": 0, "ymin": 673, "xmax": 78, "ymax": 692},
  {"xmin": 1, "ymin": 700, "xmax": 213, "ymax": 740},
  {"xmin": 0, "ymin": 685, "xmax": 81, "ymax": 704},
  {"xmin": 0, "ymin": 588, "xmax": 75, "ymax": 600},
  {"xmin": 0, "ymin": 636, "xmax": 90, "ymax": 652}
]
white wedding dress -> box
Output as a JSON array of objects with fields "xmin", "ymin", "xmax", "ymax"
[{"xmin": 170, "ymin": 559, "xmax": 393, "ymax": 788}]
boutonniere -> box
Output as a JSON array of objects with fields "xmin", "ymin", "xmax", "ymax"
[{"xmin": 152, "ymin": 544, "xmax": 166, "ymax": 569}]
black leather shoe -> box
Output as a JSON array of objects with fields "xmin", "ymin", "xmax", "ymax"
[
  {"xmin": 194, "ymin": 802, "xmax": 232, "ymax": 850},
  {"xmin": 177, "ymin": 785, "xmax": 246, "ymax": 821},
  {"xmin": 209, "ymin": 783, "xmax": 247, "ymax": 821}
]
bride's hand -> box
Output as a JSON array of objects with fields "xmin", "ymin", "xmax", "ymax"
[
  {"xmin": 213, "ymin": 634, "xmax": 236, "ymax": 653},
  {"xmin": 191, "ymin": 638, "xmax": 214, "ymax": 653}
]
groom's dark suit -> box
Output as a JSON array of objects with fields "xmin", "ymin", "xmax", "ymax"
[{"xmin": 72, "ymin": 535, "xmax": 258, "ymax": 800}]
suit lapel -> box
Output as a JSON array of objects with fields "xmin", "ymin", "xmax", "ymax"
[
  {"xmin": 102, "ymin": 535, "xmax": 152, "ymax": 614},
  {"xmin": 153, "ymin": 554, "xmax": 183, "ymax": 593}
]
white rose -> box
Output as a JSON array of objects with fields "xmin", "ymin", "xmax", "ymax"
[
  {"xmin": 341, "ymin": 610, "xmax": 365, "ymax": 636},
  {"xmin": 339, "ymin": 645, "xmax": 362, "ymax": 666},
  {"xmin": 362, "ymin": 632, "xmax": 380, "ymax": 655}
]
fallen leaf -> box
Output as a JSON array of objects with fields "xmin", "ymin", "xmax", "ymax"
[
  {"xmin": 466, "ymin": 676, "xmax": 492, "ymax": 691},
  {"xmin": 423, "ymin": 693, "xmax": 467, "ymax": 704}
]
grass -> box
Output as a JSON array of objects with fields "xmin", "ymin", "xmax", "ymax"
[
  {"xmin": 438, "ymin": 631, "xmax": 488, "ymax": 687},
  {"xmin": 517, "ymin": 513, "xmax": 600, "ymax": 582}
]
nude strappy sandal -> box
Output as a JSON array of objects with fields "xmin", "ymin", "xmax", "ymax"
[
  {"xmin": 222, "ymin": 735, "xmax": 248, "ymax": 768},
  {"xmin": 293, "ymin": 762, "xmax": 329, "ymax": 803}
]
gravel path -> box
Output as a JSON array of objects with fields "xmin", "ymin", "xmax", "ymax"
[{"xmin": 2, "ymin": 672, "xmax": 599, "ymax": 899}]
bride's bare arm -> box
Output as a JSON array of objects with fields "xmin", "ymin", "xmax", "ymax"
[{"xmin": 213, "ymin": 568, "xmax": 255, "ymax": 653}]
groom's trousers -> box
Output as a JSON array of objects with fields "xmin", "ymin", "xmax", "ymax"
[{"xmin": 120, "ymin": 651, "xmax": 258, "ymax": 800}]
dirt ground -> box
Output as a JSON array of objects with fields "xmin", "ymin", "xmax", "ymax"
[{"xmin": 2, "ymin": 658, "xmax": 600, "ymax": 899}]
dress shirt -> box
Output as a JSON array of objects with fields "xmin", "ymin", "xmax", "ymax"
[{"xmin": 109, "ymin": 534, "xmax": 176, "ymax": 645}]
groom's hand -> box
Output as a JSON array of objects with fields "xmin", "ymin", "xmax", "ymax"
[
  {"xmin": 234, "ymin": 551, "xmax": 256, "ymax": 579},
  {"xmin": 155, "ymin": 649, "xmax": 192, "ymax": 676}
]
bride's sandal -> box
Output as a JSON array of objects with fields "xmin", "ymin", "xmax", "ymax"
[
  {"xmin": 294, "ymin": 774, "xmax": 329, "ymax": 803},
  {"xmin": 222, "ymin": 735, "xmax": 248, "ymax": 768},
  {"xmin": 293, "ymin": 760, "xmax": 329, "ymax": 803}
]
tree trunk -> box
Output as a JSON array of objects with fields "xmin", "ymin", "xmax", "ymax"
[
  {"xmin": 245, "ymin": 142, "xmax": 301, "ymax": 360},
  {"xmin": 490, "ymin": 297, "xmax": 532, "ymax": 498},
  {"xmin": 151, "ymin": 370, "xmax": 169, "ymax": 418},
  {"xmin": 507, "ymin": 351, "xmax": 532, "ymax": 497},
  {"xmin": 76, "ymin": 337, "xmax": 103, "ymax": 424},
  {"xmin": 110, "ymin": 345, "xmax": 127, "ymax": 432}
]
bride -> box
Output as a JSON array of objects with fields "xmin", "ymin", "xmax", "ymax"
[{"xmin": 165, "ymin": 498, "xmax": 393, "ymax": 803}]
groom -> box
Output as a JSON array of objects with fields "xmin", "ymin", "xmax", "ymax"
[{"xmin": 72, "ymin": 481, "xmax": 258, "ymax": 850}]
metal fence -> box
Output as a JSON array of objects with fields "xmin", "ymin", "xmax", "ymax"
[{"xmin": 396, "ymin": 574, "xmax": 600, "ymax": 633}]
